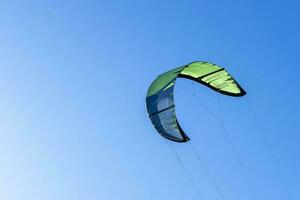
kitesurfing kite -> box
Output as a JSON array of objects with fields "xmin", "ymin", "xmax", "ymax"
[{"xmin": 146, "ymin": 61, "xmax": 246, "ymax": 142}]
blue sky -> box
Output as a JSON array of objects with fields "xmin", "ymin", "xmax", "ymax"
[{"xmin": 0, "ymin": 0, "xmax": 299, "ymax": 200}]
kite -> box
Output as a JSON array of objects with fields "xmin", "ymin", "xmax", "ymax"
[{"xmin": 146, "ymin": 61, "xmax": 246, "ymax": 142}]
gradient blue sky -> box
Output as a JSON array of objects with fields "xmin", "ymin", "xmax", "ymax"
[{"xmin": 0, "ymin": 1, "xmax": 299, "ymax": 200}]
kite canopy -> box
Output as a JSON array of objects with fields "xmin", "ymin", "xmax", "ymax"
[{"xmin": 146, "ymin": 61, "xmax": 246, "ymax": 142}]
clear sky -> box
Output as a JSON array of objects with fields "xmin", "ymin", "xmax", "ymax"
[{"xmin": 0, "ymin": 1, "xmax": 299, "ymax": 200}]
